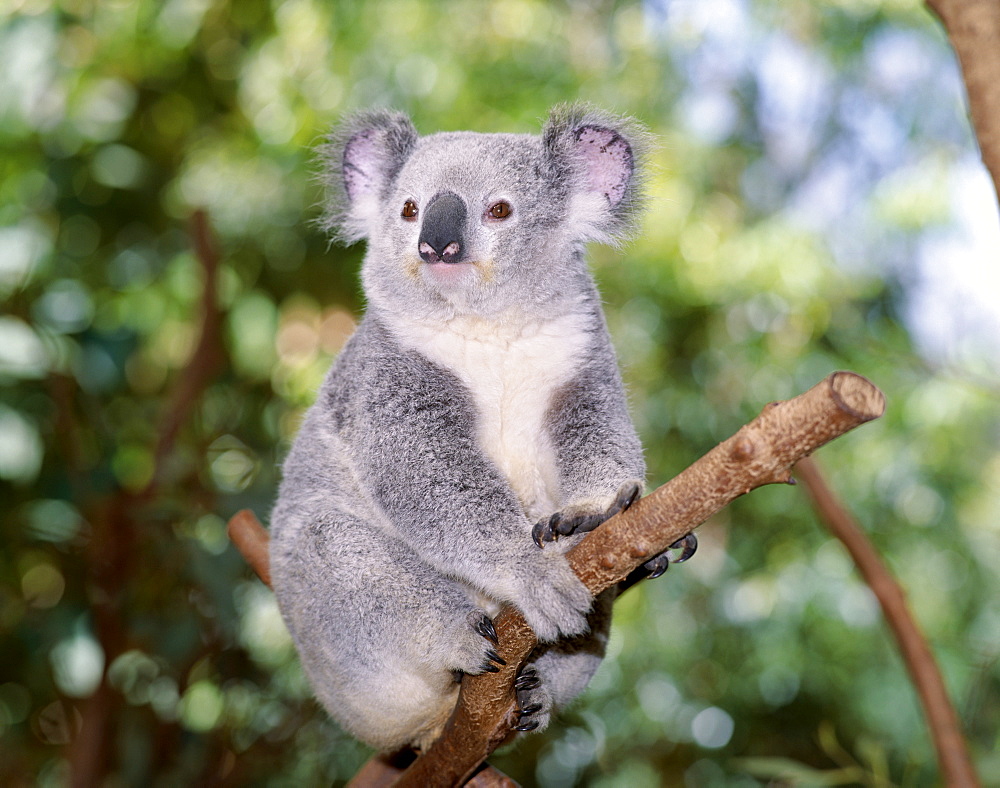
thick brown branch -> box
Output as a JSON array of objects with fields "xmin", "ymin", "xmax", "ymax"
[
  {"xmin": 794, "ymin": 457, "xmax": 980, "ymax": 788},
  {"xmin": 395, "ymin": 371, "xmax": 885, "ymax": 787},
  {"xmin": 927, "ymin": 0, "xmax": 1000, "ymax": 201},
  {"xmin": 345, "ymin": 753, "xmax": 518, "ymax": 788}
]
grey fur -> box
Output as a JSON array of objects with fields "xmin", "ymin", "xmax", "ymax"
[{"xmin": 271, "ymin": 105, "xmax": 647, "ymax": 751}]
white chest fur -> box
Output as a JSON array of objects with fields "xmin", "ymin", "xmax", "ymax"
[{"xmin": 388, "ymin": 311, "xmax": 593, "ymax": 520}]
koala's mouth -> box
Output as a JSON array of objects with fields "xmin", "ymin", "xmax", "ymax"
[
  {"xmin": 424, "ymin": 259, "xmax": 478, "ymax": 268},
  {"xmin": 422, "ymin": 259, "xmax": 480, "ymax": 284}
]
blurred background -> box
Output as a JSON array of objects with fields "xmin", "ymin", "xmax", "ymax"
[{"xmin": 1, "ymin": 0, "xmax": 998, "ymax": 785}]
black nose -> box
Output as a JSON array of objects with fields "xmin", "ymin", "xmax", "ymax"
[{"xmin": 418, "ymin": 192, "xmax": 466, "ymax": 264}]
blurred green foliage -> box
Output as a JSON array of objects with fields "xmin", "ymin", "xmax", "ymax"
[{"xmin": 1, "ymin": 0, "xmax": 998, "ymax": 785}]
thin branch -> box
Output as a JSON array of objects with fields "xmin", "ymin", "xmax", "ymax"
[
  {"xmin": 926, "ymin": 0, "xmax": 1000, "ymax": 202},
  {"xmin": 148, "ymin": 209, "xmax": 226, "ymax": 488},
  {"xmin": 227, "ymin": 509, "xmax": 272, "ymax": 588},
  {"xmin": 794, "ymin": 456, "xmax": 980, "ymax": 788}
]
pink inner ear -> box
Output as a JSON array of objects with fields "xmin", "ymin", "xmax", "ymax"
[
  {"xmin": 574, "ymin": 126, "xmax": 633, "ymax": 207},
  {"xmin": 343, "ymin": 130, "xmax": 377, "ymax": 201}
]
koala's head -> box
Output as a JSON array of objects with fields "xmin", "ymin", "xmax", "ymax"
[{"xmin": 320, "ymin": 104, "xmax": 649, "ymax": 320}]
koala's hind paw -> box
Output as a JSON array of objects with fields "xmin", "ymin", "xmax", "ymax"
[
  {"xmin": 533, "ymin": 480, "xmax": 642, "ymax": 548},
  {"xmin": 623, "ymin": 532, "xmax": 699, "ymax": 585},
  {"xmin": 511, "ymin": 666, "xmax": 551, "ymax": 733},
  {"xmin": 670, "ymin": 532, "xmax": 698, "ymax": 563}
]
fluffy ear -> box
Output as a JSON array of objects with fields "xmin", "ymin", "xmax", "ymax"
[
  {"xmin": 318, "ymin": 110, "xmax": 418, "ymax": 243},
  {"xmin": 542, "ymin": 104, "xmax": 650, "ymax": 245}
]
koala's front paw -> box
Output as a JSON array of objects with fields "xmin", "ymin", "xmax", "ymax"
[
  {"xmin": 450, "ymin": 611, "xmax": 507, "ymax": 677},
  {"xmin": 532, "ymin": 480, "xmax": 642, "ymax": 547},
  {"xmin": 514, "ymin": 552, "xmax": 593, "ymax": 643},
  {"xmin": 511, "ymin": 666, "xmax": 552, "ymax": 733}
]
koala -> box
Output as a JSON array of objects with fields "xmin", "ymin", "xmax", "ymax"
[{"xmin": 269, "ymin": 105, "xmax": 681, "ymax": 753}]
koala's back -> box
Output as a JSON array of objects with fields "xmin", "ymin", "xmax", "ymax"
[{"xmin": 270, "ymin": 316, "xmax": 486, "ymax": 748}]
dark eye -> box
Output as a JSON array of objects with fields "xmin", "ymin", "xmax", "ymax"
[
  {"xmin": 488, "ymin": 201, "xmax": 511, "ymax": 220},
  {"xmin": 401, "ymin": 200, "xmax": 418, "ymax": 220}
]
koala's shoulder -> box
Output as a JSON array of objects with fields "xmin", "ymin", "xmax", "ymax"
[{"xmin": 319, "ymin": 314, "xmax": 461, "ymax": 422}]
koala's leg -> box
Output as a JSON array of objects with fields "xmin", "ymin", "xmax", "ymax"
[
  {"xmin": 512, "ymin": 588, "xmax": 616, "ymax": 735},
  {"xmin": 271, "ymin": 511, "xmax": 505, "ymax": 752},
  {"xmin": 534, "ymin": 334, "xmax": 648, "ymax": 549}
]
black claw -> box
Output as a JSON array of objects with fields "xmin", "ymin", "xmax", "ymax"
[
  {"xmin": 485, "ymin": 649, "xmax": 506, "ymax": 666},
  {"xmin": 512, "ymin": 719, "xmax": 540, "ymax": 732},
  {"xmin": 669, "ymin": 533, "xmax": 698, "ymax": 564},
  {"xmin": 518, "ymin": 703, "xmax": 542, "ymax": 716},
  {"xmin": 620, "ymin": 482, "xmax": 641, "ymax": 511},
  {"xmin": 531, "ymin": 519, "xmax": 548, "ymax": 548},
  {"xmin": 643, "ymin": 555, "xmax": 670, "ymax": 579},
  {"xmin": 474, "ymin": 615, "xmax": 499, "ymax": 645},
  {"xmin": 633, "ymin": 533, "xmax": 696, "ymax": 583},
  {"xmin": 479, "ymin": 662, "xmax": 501, "ymax": 673},
  {"xmin": 514, "ymin": 674, "xmax": 541, "ymax": 691}
]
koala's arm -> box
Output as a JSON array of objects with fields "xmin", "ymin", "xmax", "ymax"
[
  {"xmin": 333, "ymin": 318, "xmax": 593, "ymax": 642},
  {"xmin": 546, "ymin": 317, "xmax": 646, "ymax": 511}
]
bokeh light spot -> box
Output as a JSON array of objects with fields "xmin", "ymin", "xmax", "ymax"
[{"xmin": 691, "ymin": 706, "xmax": 734, "ymax": 748}]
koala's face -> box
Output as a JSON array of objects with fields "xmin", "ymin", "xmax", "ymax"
[
  {"xmin": 365, "ymin": 132, "xmax": 573, "ymax": 318},
  {"xmin": 327, "ymin": 106, "xmax": 645, "ymax": 321}
]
